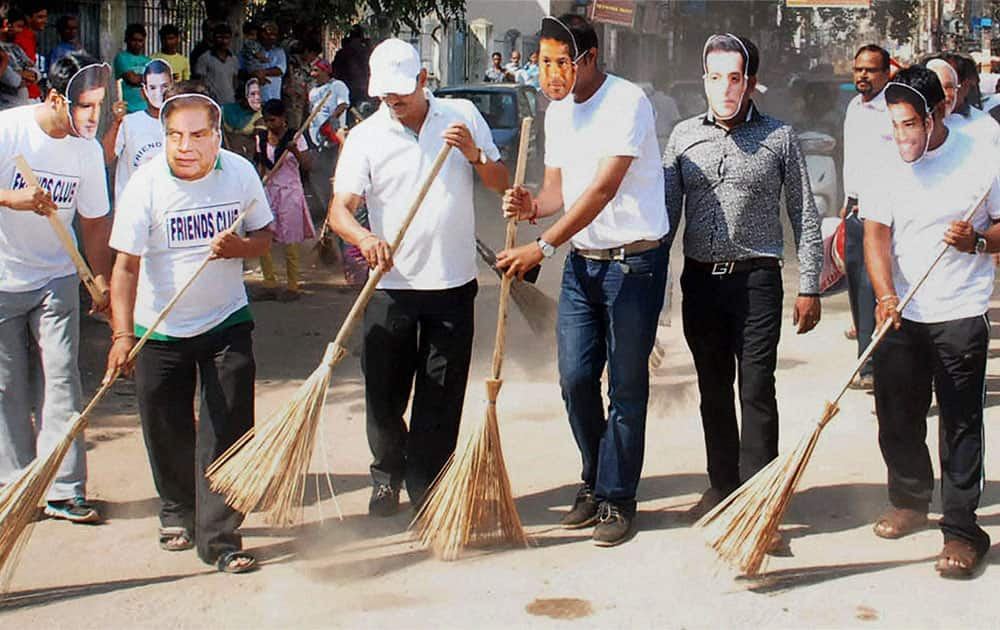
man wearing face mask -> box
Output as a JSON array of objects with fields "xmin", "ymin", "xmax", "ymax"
[
  {"xmin": 927, "ymin": 56, "xmax": 1000, "ymax": 149},
  {"xmin": 105, "ymin": 83, "xmax": 274, "ymax": 573},
  {"xmin": 103, "ymin": 59, "xmax": 173, "ymax": 206},
  {"xmin": 497, "ymin": 15, "xmax": 669, "ymax": 547},
  {"xmin": 862, "ymin": 66, "xmax": 1000, "ymax": 579},
  {"xmin": 663, "ymin": 34, "xmax": 823, "ymax": 531},
  {"xmin": 841, "ymin": 45, "xmax": 893, "ymax": 391},
  {"xmin": 0, "ymin": 53, "xmax": 113, "ymax": 524}
]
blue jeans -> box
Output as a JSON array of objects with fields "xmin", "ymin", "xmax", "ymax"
[
  {"xmin": 557, "ymin": 242, "xmax": 668, "ymax": 512},
  {"xmin": 846, "ymin": 212, "xmax": 875, "ymax": 376}
]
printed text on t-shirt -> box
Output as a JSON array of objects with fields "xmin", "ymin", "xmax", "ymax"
[
  {"xmin": 11, "ymin": 169, "xmax": 80, "ymax": 210},
  {"xmin": 166, "ymin": 202, "xmax": 241, "ymax": 249}
]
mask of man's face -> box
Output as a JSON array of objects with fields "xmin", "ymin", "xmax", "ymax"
[
  {"xmin": 929, "ymin": 65, "xmax": 958, "ymax": 117},
  {"xmin": 247, "ymin": 82, "xmax": 262, "ymax": 112},
  {"xmin": 704, "ymin": 50, "xmax": 747, "ymax": 121},
  {"xmin": 164, "ymin": 105, "xmax": 221, "ymax": 180},
  {"xmin": 143, "ymin": 72, "xmax": 172, "ymax": 109},
  {"xmin": 67, "ymin": 86, "xmax": 106, "ymax": 139},
  {"xmin": 888, "ymin": 100, "xmax": 932, "ymax": 164},
  {"xmin": 539, "ymin": 38, "xmax": 576, "ymax": 102}
]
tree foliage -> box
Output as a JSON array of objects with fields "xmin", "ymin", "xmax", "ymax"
[
  {"xmin": 202, "ymin": 0, "xmax": 466, "ymax": 37},
  {"xmin": 869, "ymin": 0, "xmax": 920, "ymax": 45}
]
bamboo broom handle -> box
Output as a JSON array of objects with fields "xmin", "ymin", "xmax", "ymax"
[
  {"xmin": 76, "ymin": 202, "xmax": 256, "ymax": 421},
  {"xmin": 823, "ymin": 183, "xmax": 992, "ymax": 417},
  {"xmin": 329, "ymin": 144, "xmax": 452, "ymax": 352},
  {"xmin": 13, "ymin": 156, "xmax": 109, "ymax": 308},
  {"xmin": 490, "ymin": 117, "xmax": 533, "ymax": 380},
  {"xmin": 262, "ymin": 91, "xmax": 332, "ymax": 186}
]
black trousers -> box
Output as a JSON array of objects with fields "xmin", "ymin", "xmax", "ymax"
[
  {"xmin": 134, "ymin": 321, "xmax": 255, "ymax": 564},
  {"xmin": 873, "ymin": 315, "xmax": 991, "ymax": 554},
  {"xmin": 681, "ymin": 260, "xmax": 783, "ymax": 494},
  {"xmin": 362, "ymin": 280, "xmax": 477, "ymax": 506}
]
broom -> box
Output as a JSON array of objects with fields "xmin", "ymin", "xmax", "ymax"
[
  {"xmin": 206, "ymin": 144, "xmax": 454, "ymax": 526},
  {"xmin": 13, "ymin": 156, "xmax": 109, "ymax": 309},
  {"xmin": 694, "ymin": 183, "xmax": 994, "ymax": 576},
  {"xmin": 411, "ymin": 118, "xmax": 534, "ymax": 560},
  {"xmin": 0, "ymin": 203, "xmax": 256, "ymax": 592},
  {"xmin": 474, "ymin": 237, "xmax": 557, "ymax": 338}
]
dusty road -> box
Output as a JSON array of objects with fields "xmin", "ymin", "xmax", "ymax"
[{"xmin": 4, "ymin": 186, "xmax": 1000, "ymax": 629}]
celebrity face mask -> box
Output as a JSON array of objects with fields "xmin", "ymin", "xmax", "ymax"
[
  {"xmin": 703, "ymin": 50, "xmax": 747, "ymax": 121},
  {"xmin": 64, "ymin": 63, "xmax": 111, "ymax": 139},
  {"xmin": 538, "ymin": 38, "xmax": 577, "ymax": 101},
  {"xmin": 143, "ymin": 72, "xmax": 172, "ymax": 109},
  {"xmin": 888, "ymin": 101, "xmax": 933, "ymax": 164}
]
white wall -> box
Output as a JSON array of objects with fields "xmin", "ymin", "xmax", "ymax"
[{"xmin": 465, "ymin": 0, "xmax": 550, "ymax": 62}]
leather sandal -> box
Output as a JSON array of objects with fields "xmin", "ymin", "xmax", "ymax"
[
  {"xmin": 216, "ymin": 550, "xmax": 257, "ymax": 574},
  {"xmin": 935, "ymin": 539, "xmax": 982, "ymax": 579},
  {"xmin": 873, "ymin": 507, "xmax": 928, "ymax": 539},
  {"xmin": 158, "ymin": 526, "xmax": 194, "ymax": 551}
]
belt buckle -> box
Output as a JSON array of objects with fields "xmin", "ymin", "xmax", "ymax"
[
  {"xmin": 711, "ymin": 261, "xmax": 734, "ymax": 275},
  {"xmin": 611, "ymin": 246, "xmax": 626, "ymax": 261}
]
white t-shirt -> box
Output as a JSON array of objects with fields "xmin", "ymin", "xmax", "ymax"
[
  {"xmin": 114, "ymin": 110, "xmax": 164, "ymax": 204},
  {"xmin": 334, "ymin": 91, "xmax": 500, "ymax": 290},
  {"xmin": 308, "ymin": 80, "xmax": 350, "ymax": 146},
  {"xmin": 947, "ymin": 106, "xmax": 1000, "ymax": 149},
  {"xmin": 0, "ymin": 104, "xmax": 110, "ymax": 292},
  {"xmin": 861, "ymin": 129, "xmax": 1000, "ymax": 324},
  {"xmin": 544, "ymin": 74, "xmax": 668, "ymax": 250},
  {"xmin": 842, "ymin": 89, "xmax": 895, "ymax": 202},
  {"xmin": 110, "ymin": 150, "xmax": 273, "ymax": 337}
]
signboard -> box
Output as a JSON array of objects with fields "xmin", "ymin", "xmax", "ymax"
[
  {"xmin": 589, "ymin": 0, "xmax": 637, "ymax": 28},
  {"xmin": 786, "ymin": 0, "xmax": 870, "ymax": 7}
]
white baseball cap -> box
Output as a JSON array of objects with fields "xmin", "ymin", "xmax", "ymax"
[{"xmin": 368, "ymin": 38, "xmax": 422, "ymax": 97}]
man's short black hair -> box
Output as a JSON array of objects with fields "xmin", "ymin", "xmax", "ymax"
[
  {"xmin": 885, "ymin": 65, "xmax": 945, "ymax": 117},
  {"xmin": 55, "ymin": 15, "xmax": 77, "ymax": 33},
  {"xmin": 854, "ymin": 44, "xmax": 890, "ymax": 71},
  {"xmin": 243, "ymin": 21, "xmax": 259, "ymax": 35},
  {"xmin": 159, "ymin": 23, "xmax": 179, "ymax": 41},
  {"xmin": 125, "ymin": 23, "xmax": 147, "ymax": 42},
  {"xmin": 704, "ymin": 33, "xmax": 759, "ymax": 78},
  {"xmin": 5, "ymin": 8, "xmax": 26, "ymax": 24},
  {"xmin": 211, "ymin": 22, "xmax": 232, "ymax": 38},
  {"xmin": 540, "ymin": 14, "xmax": 599, "ymax": 59},
  {"xmin": 144, "ymin": 58, "xmax": 172, "ymax": 82},
  {"xmin": 19, "ymin": 0, "xmax": 46, "ymax": 17},
  {"xmin": 49, "ymin": 52, "xmax": 104, "ymax": 98},
  {"xmin": 492, "ymin": 51, "xmax": 501, "ymax": 58},
  {"xmin": 262, "ymin": 98, "xmax": 285, "ymax": 118}
]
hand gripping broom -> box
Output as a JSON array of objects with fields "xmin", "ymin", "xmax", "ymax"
[
  {"xmin": 411, "ymin": 119, "xmax": 534, "ymax": 559},
  {"xmin": 0, "ymin": 202, "xmax": 256, "ymax": 592},
  {"xmin": 13, "ymin": 156, "xmax": 110, "ymax": 310},
  {"xmin": 206, "ymin": 144, "xmax": 453, "ymax": 526},
  {"xmin": 694, "ymin": 183, "xmax": 993, "ymax": 576}
]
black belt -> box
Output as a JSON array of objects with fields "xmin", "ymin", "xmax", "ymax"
[
  {"xmin": 573, "ymin": 238, "xmax": 663, "ymax": 261},
  {"xmin": 686, "ymin": 257, "xmax": 781, "ymax": 276}
]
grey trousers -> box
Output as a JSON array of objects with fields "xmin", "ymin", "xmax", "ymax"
[{"xmin": 0, "ymin": 274, "xmax": 86, "ymax": 500}]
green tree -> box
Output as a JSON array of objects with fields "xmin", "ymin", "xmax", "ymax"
[
  {"xmin": 869, "ymin": 0, "xmax": 920, "ymax": 45},
  {"xmin": 202, "ymin": 0, "xmax": 465, "ymax": 37}
]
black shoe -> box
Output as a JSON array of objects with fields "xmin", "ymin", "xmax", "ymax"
[
  {"xmin": 593, "ymin": 502, "xmax": 633, "ymax": 547},
  {"xmin": 368, "ymin": 484, "xmax": 400, "ymax": 517},
  {"xmin": 561, "ymin": 483, "xmax": 599, "ymax": 529}
]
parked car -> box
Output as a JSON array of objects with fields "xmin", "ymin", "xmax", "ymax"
[{"xmin": 434, "ymin": 83, "xmax": 539, "ymax": 167}]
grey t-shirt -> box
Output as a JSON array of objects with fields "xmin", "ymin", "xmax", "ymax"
[{"xmin": 194, "ymin": 50, "xmax": 238, "ymax": 105}]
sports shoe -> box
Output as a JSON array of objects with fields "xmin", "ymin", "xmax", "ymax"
[
  {"xmin": 44, "ymin": 497, "xmax": 101, "ymax": 524},
  {"xmin": 592, "ymin": 502, "xmax": 633, "ymax": 547},
  {"xmin": 368, "ymin": 484, "xmax": 400, "ymax": 517},
  {"xmin": 561, "ymin": 483, "xmax": 599, "ymax": 529}
]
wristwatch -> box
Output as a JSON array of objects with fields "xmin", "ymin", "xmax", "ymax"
[
  {"xmin": 469, "ymin": 147, "xmax": 487, "ymax": 165},
  {"xmin": 536, "ymin": 238, "xmax": 556, "ymax": 258},
  {"xmin": 975, "ymin": 232, "xmax": 988, "ymax": 254}
]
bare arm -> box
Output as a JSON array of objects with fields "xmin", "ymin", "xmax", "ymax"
[
  {"xmin": 864, "ymin": 219, "xmax": 899, "ymax": 330},
  {"xmin": 79, "ymin": 215, "xmax": 113, "ymax": 284},
  {"xmin": 327, "ymin": 191, "xmax": 393, "ymax": 271},
  {"xmin": 496, "ymin": 156, "xmax": 633, "ymax": 279},
  {"xmin": 104, "ymin": 252, "xmax": 140, "ymax": 381}
]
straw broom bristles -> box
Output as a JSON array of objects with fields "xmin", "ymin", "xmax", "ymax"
[
  {"xmin": 412, "ymin": 118, "xmax": 534, "ymax": 559},
  {"xmin": 693, "ymin": 183, "xmax": 992, "ymax": 576},
  {"xmin": 206, "ymin": 342, "xmax": 344, "ymax": 525},
  {"xmin": 0, "ymin": 204, "xmax": 255, "ymax": 592},
  {"xmin": 207, "ymin": 144, "xmax": 454, "ymax": 525}
]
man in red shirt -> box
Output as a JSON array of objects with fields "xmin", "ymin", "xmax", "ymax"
[{"xmin": 12, "ymin": 3, "xmax": 45, "ymax": 100}]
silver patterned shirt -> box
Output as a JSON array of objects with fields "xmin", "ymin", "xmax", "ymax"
[{"xmin": 663, "ymin": 103, "xmax": 824, "ymax": 294}]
